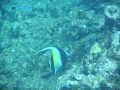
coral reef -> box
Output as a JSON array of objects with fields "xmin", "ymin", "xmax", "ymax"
[
  {"xmin": 105, "ymin": 5, "xmax": 120, "ymax": 21},
  {"xmin": 56, "ymin": 42, "xmax": 118, "ymax": 90},
  {"xmin": 0, "ymin": 0, "xmax": 120, "ymax": 90},
  {"xmin": 104, "ymin": 5, "xmax": 120, "ymax": 30},
  {"xmin": 108, "ymin": 31, "xmax": 120, "ymax": 59}
]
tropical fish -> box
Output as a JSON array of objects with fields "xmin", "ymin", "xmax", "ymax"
[{"xmin": 36, "ymin": 47, "xmax": 69, "ymax": 75}]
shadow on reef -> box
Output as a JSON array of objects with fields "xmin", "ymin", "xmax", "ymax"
[
  {"xmin": 8, "ymin": 27, "xmax": 20, "ymax": 39},
  {"xmin": 0, "ymin": 84, "xmax": 8, "ymax": 90},
  {"xmin": 61, "ymin": 87, "xmax": 72, "ymax": 90},
  {"xmin": 0, "ymin": 46, "xmax": 4, "ymax": 53},
  {"xmin": 41, "ymin": 73, "xmax": 53, "ymax": 79},
  {"xmin": 117, "ymin": 66, "xmax": 120, "ymax": 75}
]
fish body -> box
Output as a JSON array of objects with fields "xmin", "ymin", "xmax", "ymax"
[{"xmin": 36, "ymin": 47, "xmax": 68, "ymax": 75}]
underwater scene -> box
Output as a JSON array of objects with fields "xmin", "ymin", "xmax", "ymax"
[{"xmin": 0, "ymin": 0, "xmax": 120, "ymax": 90}]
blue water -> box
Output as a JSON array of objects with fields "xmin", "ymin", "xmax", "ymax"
[{"xmin": 0, "ymin": 0, "xmax": 120, "ymax": 90}]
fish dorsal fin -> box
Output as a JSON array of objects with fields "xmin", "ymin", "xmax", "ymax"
[{"xmin": 36, "ymin": 47, "xmax": 55, "ymax": 55}]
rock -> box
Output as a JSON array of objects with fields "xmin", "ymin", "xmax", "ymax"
[
  {"xmin": 104, "ymin": 5, "xmax": 120, "ymax": 20},
  {"xmin": 90, "ymin": 43, "xmax": 102, "ymax": 55},
  {"xmin": 108, "ymin": 31, "xmax": 120, "ymax": 59}
]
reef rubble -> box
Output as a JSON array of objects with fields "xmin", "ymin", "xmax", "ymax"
[{"xmin": 56, "ymin": 33, "xmax": 119, "ymax": 90}]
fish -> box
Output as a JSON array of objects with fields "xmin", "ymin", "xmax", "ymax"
[{"xmin": 36, "ymin": 47, "xmax": 68, "ymax": 75}]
